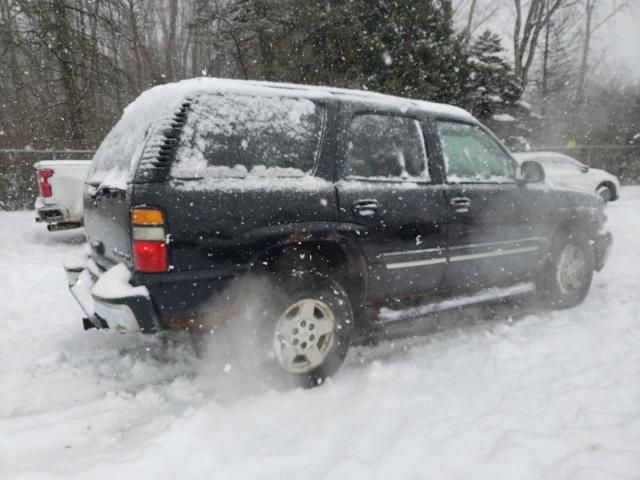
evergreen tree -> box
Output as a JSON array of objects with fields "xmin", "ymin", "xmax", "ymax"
[
  {"xmin": 287, "ymin": 0, "xmax": 470, "ymax": 104},
  {"xmin": 465, "ymin": 30, "xmax": 536, "ymax": 148},
  {"xmin": 466, "ymin": 30, "xmax": 522, "ymax": 120}
]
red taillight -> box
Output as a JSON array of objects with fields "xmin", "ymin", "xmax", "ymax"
[
  {"xmin": 131, "ymin": 207, "xmax": 168, "ymax": 273},
  {"xmin": 38, "ymin": 168, "xmax": 54, "ymax": 198},
  {"xmin": 132, "ymin": 241, "xmax": 167, "ymax": 273}
]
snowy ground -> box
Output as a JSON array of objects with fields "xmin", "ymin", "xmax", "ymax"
[{"xmin": 1, "ymin": 188, "xmax": 639, "ymax": 480}]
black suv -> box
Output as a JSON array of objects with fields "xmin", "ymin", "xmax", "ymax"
[{"xmin": 65, "ymin": 78, "xmax": 612, "ymax": 384}]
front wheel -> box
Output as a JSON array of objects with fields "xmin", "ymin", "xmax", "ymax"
[
  {"xmin": 536, "ymin": 232, "xmax": 595, "ymax": 309},
  {"xmin": 262, "ymin": 272, "xmax": 353, "ymax": 387},
  {"xmin": 596, "ymin": 184, "xmax": 615, "ymax": 203}
]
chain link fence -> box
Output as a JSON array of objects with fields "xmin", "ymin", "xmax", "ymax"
[
  {"xmin": 0, "ymin": 149, "xmax": 94, "ymax": 210},
  {"xmin": 1, "ymin": 146, "xmax": 639, "ymax": 211}
]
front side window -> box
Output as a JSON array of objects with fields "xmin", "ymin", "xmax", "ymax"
[
  {"xmin": 172, "ymin": 93, "xmax": 326, "ymax": 179},
  {"xmin": 437, "ymin": 121, "xmax": 514, "ymax": 182},
  {"xmin": 345, "ymin": 114, "xmax": 430, "ymax": 181}
]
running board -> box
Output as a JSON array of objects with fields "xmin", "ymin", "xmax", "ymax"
[{"xmin": 376, "ymin": 282, "xmax": 535, "ymax": 325}]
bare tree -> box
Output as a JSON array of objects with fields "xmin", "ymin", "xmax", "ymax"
[
  {"xmin": 453, "ymin": 0, "xmax": 502, "ymax": 45},
  {"xmin": 512, "ymin": 0, "xmax": 574, "ymax": 89},
  {"xmin": 537, "ymin": 0, "xmax": 580, "ymax": 115},
  {"xmin": 575, "ymin": 0, "xmax": 628, "ymax": 106}
]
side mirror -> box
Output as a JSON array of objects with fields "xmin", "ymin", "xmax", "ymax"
[
  {"xmin": 580, "ymin": 165, "xmax": 589, "ymax": 173},
  {"xmin": 519, "ymin": 160, "xmax": 545, "ymax": 184}
]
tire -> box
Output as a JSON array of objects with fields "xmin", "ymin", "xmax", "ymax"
[
  {"xmin": 536, "ymin": 231, "xmax": 595, "ymax": 309},
  {"xmin": 257, "ymin": 271, "xmax": 353, "ymax": 388},
  {"xmin": 596, "ymin": 184, "xmax": 615, "ymax": 203}
]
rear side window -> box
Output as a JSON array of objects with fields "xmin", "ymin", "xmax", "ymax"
[
  {"xmin": 172, "ymin": 93, "xmax": 326, "ymax": 179},
  {"xmin": 437, "ymin": 121, "xmax": 514, "ymax": 182},
  {"xmin": 345, "ymin": 114, "xmax": 430, "ymax": 180}
]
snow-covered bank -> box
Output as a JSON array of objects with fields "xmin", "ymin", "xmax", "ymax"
[{"xmin": 1, "ymin": 188, "xmax": 640, "ymax": 479}]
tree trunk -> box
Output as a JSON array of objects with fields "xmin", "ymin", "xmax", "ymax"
[
  {"xmin": 166, "ymin": 0, "xmax": 178, "ymax": 80},
  {"xmin": 540, "ymin": 0, "xmax": 551, "ymax": 116},
  {"xmin": 513, "ymin": 0, "xmax": 564, "ymax": 90},
  {"xmin": 576, "ymin": 0, "xmax": 594, "ymax": 107},
  {"xmin": 52, "ymin": 0, "xmax": 84, "ymax": 143}
]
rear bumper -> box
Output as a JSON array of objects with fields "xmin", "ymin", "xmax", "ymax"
[
  {"xmin": 36, "ymin": 207, "xmax": 66, "ymax": 223},
  {"xmin": 64, "ymin": 254, "xmax": 160, "ymax": 334},
  {"xmin": 594, "ymin": 230, "xmax": 613, "ymax": 272},
  {"xmin": 35, "ymin": 200, "xmax": 81, "ymax": 229}
]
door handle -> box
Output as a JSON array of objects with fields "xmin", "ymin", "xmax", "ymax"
[
  {"xmin": 353, "ymin": 199, "xmax": 379, "ymax": 217},
  {"xmin": 450, "ymin": 196, "xmax": 471, "ymax": 212}
]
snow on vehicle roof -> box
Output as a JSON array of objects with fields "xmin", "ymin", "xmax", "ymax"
[
  {"xmin": 89, "ymin": 77, "xmax": 474, "ymax": 189},
  {"xmin": 127, "ymin": 77, "xmax": 475, "ymax": 121}
]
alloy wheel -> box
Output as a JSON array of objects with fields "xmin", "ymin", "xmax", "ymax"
[
  {"xmin": 273, "ymin": 298, "xmax": 337, "ymax": 373},
  {"xmin": 557, "ymin": 244, "xmax": 586, "ymax": 294}
]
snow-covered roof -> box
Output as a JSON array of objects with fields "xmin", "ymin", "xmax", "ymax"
[
  {"xmin": 125, "ymin": 77, "xmax": 475, "ymax": 122},
  {"xmin": 88, "ymin": 78, "xmax": 475, "ymax": 188}
]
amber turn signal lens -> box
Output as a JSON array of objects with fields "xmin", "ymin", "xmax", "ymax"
[{"xmin": 131, "ymin": 208, "xmax": 164, "ymax": 225}]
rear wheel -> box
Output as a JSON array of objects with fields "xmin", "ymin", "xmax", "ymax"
[
  {"xmin": 536, "ymin": 232, "xmax": 595, "ymax": 309},
  {"xmin": 261, "ymin": 272, "xmax": 353, "ymax": 387}
]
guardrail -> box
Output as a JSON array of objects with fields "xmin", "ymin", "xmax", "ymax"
[{"xmin": 0, "ymin": 149, "xmax": 95, "ymax": 210}]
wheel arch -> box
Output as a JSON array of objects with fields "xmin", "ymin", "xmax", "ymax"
[
  {"xmin": 596, "ymin": 180, "xmax": 618, "ymax": 200},
  {"xmin": 554, "ymin": 215, "xmax": 596, "ymax": 242},
  {"xmin": 250, "ymin": 235, "xmax": 369, "ymax": 312}
]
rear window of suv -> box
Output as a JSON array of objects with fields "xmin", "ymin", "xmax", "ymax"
[{"xmin": 171, "ymin": 93, "xmax": 326, "ymax": 179}]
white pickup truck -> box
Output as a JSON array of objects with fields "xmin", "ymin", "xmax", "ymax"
[{"xmin": 34, "ymin": 160, "xmax": 91, "ymax": 231}]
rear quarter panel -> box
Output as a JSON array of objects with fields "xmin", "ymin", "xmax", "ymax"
[
  {"xmin": 128, "ymin": 178, "xmax": 343, "ymax": 320},
  {"xmin": 133, "ymin": 178, "xmax": 341, "ymax": 274}
]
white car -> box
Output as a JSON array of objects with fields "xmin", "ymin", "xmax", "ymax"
[
  {"xmin": 513, "ymin": 151, "xmax": 620, "ymax": 202},
  {"xmin": 34, "ymin": 160, "xmax": 91, "ymax": 231}
]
